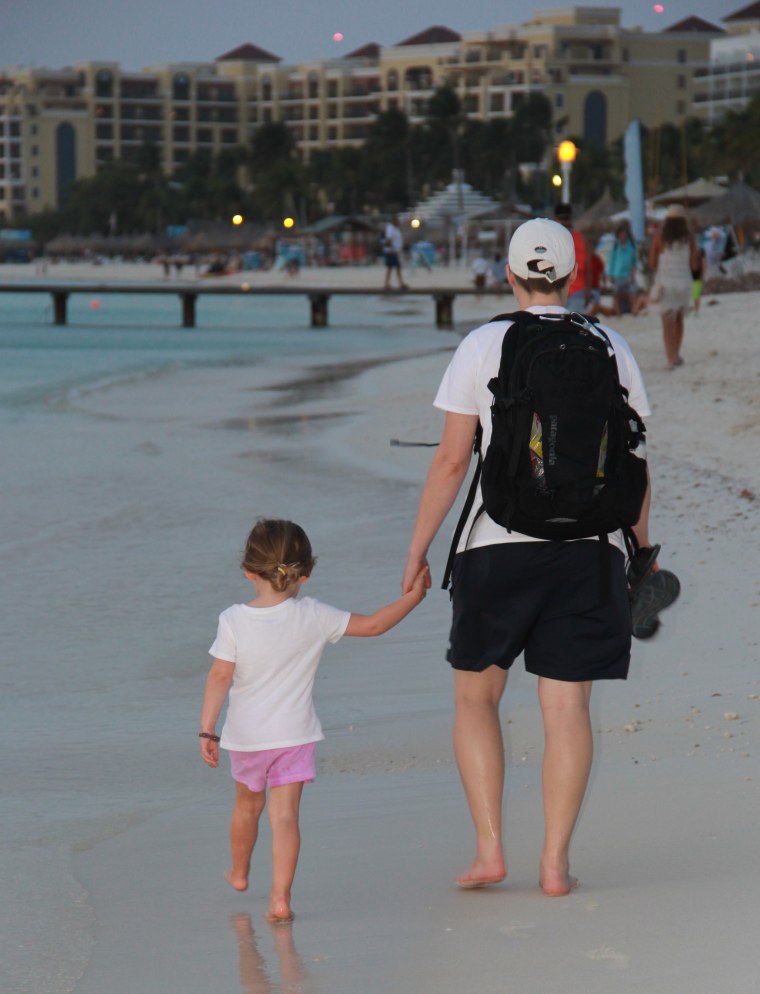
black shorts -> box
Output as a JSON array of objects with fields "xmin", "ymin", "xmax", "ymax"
[{"xmin": 446, "ymin": 541, "xmax": 631, "ymax": 681}]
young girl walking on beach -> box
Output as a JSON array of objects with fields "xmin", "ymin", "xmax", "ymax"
[{"xmin": 200, "ymin": 518, "xmax": 429, "ymax": 923}]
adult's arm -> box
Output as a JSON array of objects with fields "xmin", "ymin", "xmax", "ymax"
[
  {"xmin": 402, "ymin": 411, "xmax": 479, "ymax": 592},
  {"xmin": 631, "ymin": 465, "xmax": 654, "ymax": 562}
]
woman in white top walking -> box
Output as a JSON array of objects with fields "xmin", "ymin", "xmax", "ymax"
[
  {"xmin": 649, "ymin": 204, "xmax": 699, "ymax": 370},
  {"xmin": 200, "ymin": 518, "xmax": 428, "ymax": 922}
]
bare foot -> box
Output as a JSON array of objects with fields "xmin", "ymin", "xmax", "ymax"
[
  {"xmin": 225, "ymin": 870, "xmax": 249, "ymax": 892},
  {"xmin": 539, "ymin": 859, "xmax": 579, "ymax": 897},
  {"xmin": 455, "ymin": 855, "xmax": 506, "ymax": 889},
  {"xmin": 266, "ymin": 899, "xmax": 294, "ymax": 924}
]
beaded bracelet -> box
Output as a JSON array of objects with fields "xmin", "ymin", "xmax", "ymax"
[{"xmin": 198, "ymin": 731, "xmax": 221, "ymax": 743}]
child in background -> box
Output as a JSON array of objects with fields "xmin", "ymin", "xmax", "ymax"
[{"xmin": 200, "ymin": 518, "xmax": 429, "ymax": 923}]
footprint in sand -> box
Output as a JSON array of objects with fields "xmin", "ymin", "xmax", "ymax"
[{"xmin": 586, "ymin": 945, "xmax": 630, "ymax": 969}]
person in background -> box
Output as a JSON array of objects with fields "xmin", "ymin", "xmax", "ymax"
[
  {"xmin": 472, "ymin": 252, "xmax": 490, "ymax": 297},
  {"xmin": 649, "ymin": 205, "xmax": 700, "ymax": 370},
  {"xmin": 691, "ymin": 237, "xmax": 706, "ymax": 316},
  {"xmin": 554, "ymin": 203, "xmax": 591, "ymax": 311},
  {"xmin": 383, "ymin": 216, "xmax": 408, "ymax": 291},
  {"xmin": 607, "ymin": 225, "xmax": 645, "ymax": 316}
]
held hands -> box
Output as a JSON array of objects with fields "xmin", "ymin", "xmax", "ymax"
[
  {"xmin": 408, "ymin": 564, "xmax": 431, "ymax": 603},
  {"xmin": 402, "ymin": 554, "xmax": 429, "ymax": 595}
]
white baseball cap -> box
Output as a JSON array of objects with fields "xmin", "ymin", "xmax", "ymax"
[{"xmin": 508, "ymin": 218, "xmax": 575, "ymax": 282}]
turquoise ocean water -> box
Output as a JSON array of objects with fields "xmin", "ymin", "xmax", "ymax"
[{"xmin": 1, "ymin": 288, "xmax": 459, "ymax": 993}]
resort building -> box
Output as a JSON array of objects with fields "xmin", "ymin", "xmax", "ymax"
[
  {"xmin": 693, "ymin": 2, "xmax": 760, "ymax": 124},
  {"xmin": 0, "ymin": 5, "xmax": 724, "ymax": 219}
]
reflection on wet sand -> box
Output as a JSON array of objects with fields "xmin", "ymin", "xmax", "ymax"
[{"xmin": 229, "ymin": 912, "xmax": 315, "ymax": 994}]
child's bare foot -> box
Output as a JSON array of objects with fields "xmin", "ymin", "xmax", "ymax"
[
  {"xmin": 266, "ymin": 898, "xmax": 294, "ymax": 924},
  {"xmin": 455, "ymin": 855, "xmax": 506, "ymax": 889},
  {"xmin": 539, "ymin": 858, "xmax": 579, "ymax": 897},
  {"xmin": 225, "ymin": 870, "xmax": 249, "ymax": 892}
]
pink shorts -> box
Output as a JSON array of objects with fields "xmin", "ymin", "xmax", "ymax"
[{"xmin": 229, "ymin": 742, "xmax": 317, "ymax": 792}]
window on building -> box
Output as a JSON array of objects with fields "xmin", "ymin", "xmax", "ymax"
[
  {"xmin": 678, "ymin": 49, "xmax": 687, "ymax": 64},
  {"xmin": 677, "ymin": 100, "xmax": 686, "ymax": 115},
  {"xmin": 221, "ymin": 129, "xmax": 237, "ymax": 143},
  {"xmin": 262, "ymin": 77, "xmax": 272, "ymax": 101},
  {"xmin": 328, "ymin": 80, "xmax": 338, "ymax": 98},
  {"xmin": 173, "ymin": 125, "xmax": 190, "ymax": 142},
  {"xmin": 96, "ymin": 124, "xmax": 113, "ymax": 139},
  {"xmin": 308, "ymin": 73, "xmax": 319, "ymax": 99},
  {"xmin": 583, "ymin": 90, "xmax": 607, "ymax": 145},
  {"xmin": 173, "ymin": 73, "xmax": 191, "ymax": 101},
  {"xmin": 490, "ymin": 93, "xmax": 504, "ymax": 113},
  {"xmin": 677, "ymin": 75, "xmax": 686, "ymax": 89},
  {"xmin": 387, "ymin": 70, "xmax": 398, "ymax": 92},
  {"xmin": 197, "ymin": 128, "xmax": 213, "ymax": 143},
  {"xmin": 555, "ymin": 93, "xmax": 564, "ymax": 108},
  {"xmin": 95, "ymin": 70, "xmax": 113, "ymax": 98},
  {"xmin": 622, "ymin": 47, "xmax": 629, "ymax": 63}
]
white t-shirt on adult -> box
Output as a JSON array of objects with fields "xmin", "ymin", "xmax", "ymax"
[
  {"xmin": 434, "ymin": 305, "xmax": 651, "ymax": 554},
  {"xmin": 384, "ymin": 222, "xmax": 403, "ymax": 254},
  {"xmin": 209, "ymin": 595, "xmax": 350, "ymax": 751}
]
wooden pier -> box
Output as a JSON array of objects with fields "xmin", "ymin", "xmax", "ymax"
[{"xmin": 0, "ymin": 281, "xmax": 506, "ymax": 330}]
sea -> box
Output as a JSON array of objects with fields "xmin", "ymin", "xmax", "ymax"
[{"xmin": 0, "ymin": 287, "xmax": 462, "ymax": 993}]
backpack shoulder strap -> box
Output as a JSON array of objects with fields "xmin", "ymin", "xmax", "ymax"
[{"xmin": 441, "ymin": 423, "xmax": 483, "ymax": 591}]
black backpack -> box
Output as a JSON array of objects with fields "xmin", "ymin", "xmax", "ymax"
[{"xmin": 442, "ymin": 310, "xmax": 648, "ymax": 589}]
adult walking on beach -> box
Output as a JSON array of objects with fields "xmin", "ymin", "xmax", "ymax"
[
  {"xmin": 649, "ymin": 205, "xmax": 699, "ymax": 370},
  {"xmin": 607, "ymin": 225, "xmax": 645, "ymax": 316},
  {"xmin": 402, "ymin": 218, "xmax": 653, "ymax": 897},
  {"xmin": 382, "ymin": 216, "xmax": 407, "ymax": 291}
]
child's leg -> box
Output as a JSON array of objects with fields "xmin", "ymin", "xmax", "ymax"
[
  {"xmin": 265, "ymin": 781, "xmax": 304, "ymax": 922},
  {"xmin": 227, "ymin": 781, "xmax": 266, "ymax": 891}
]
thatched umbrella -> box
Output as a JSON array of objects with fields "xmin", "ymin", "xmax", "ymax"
[
  {"xmin": 651, "ymin": 178, "xmax": 728, "ymax": 207},
  {"xmin": 691, "ymin": 181, "xmax": 760, "ymax": 228},
  {"xmin": 575, "ymin": 188, "xmax": 627, "ymax": 234}
]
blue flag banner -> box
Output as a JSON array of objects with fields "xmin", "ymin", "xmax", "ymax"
[{"xmin": 624, "ymin": 120, "xmax": 645, "ymax": 245}]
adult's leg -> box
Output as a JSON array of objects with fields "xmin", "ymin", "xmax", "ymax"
[
  {"xmin": 266, "ymin": 781, "xmax": 305, "ymax": 921},
  {"xmin": 228, "ymin": 781, "xmax": 267, "ymax": 891},
  {"xmin": 452, "ymin": 666, "xmax": 509, "ymax": 887},
  {"xmin": 537, "ymin": 676, "xmax": 593, "ymax": 896},
  {"xmin": 673, "ymin": 310, "xmax": 685, "ymax": 362},
  {"xmin": 661, "ymin": 312, "xmax": 677, "ymax": 368}
]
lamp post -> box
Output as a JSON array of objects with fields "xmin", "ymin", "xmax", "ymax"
[{"xmin": 557, "ymin": 141, "xmax": 577, "ymax": 204}]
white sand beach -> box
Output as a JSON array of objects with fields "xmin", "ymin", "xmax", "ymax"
[{"xmin": 3, "ymin": 266, "xmax": 759, "ymax": 993}]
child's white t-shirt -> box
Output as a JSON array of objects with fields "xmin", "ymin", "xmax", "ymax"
[{"xmin": 209, "ymin": 596, "xmax": 350, "ymax": 751}]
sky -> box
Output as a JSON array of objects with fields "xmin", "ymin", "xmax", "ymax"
[{"xmin": 0, "ymin": 0, "xmax": 734, "ymax": 71}]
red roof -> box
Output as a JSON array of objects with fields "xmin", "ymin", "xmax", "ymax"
[
  {"xmin": 663, "ymin": 16, "xmax": 723, "ymax": 32},
  {"xmin": 395, "ymin": 26, "xmax": 461, "ymax": 46},
  {"xmin": 344, "ymin": 42, "xmax": 381, "ymax": 59},
  {"xmin": 215, "ymin": 43, "xmax": 281, "ymax": 63},
  {"xmin": 724, "ymin": 1, "xmax": 760, "ymax": 21}
]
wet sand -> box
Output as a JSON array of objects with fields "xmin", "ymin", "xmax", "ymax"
[
  {"xmin": 5, "ymin": 265, "xmax": 758, "ymax": 992},
  {"xmin": 64, "ymin": 288, "xmax": 760, "ymax": 993}
]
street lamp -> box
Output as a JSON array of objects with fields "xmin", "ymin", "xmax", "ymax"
[
  {"xmin": 557, "ymin": 141, "xmax": 577, "ymax": 204},
  {"xmin": 232, "ymin": 214, "xmax": 244, "ymax": 226}
]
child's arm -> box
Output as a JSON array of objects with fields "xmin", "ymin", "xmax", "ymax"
[
  {"xmin": 199, "ymin": 658, "xmax": 234, "ymax": 767},
  {"xmin": 344, "ymin": 566, "xmax": 429, "ymax": 637}
]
